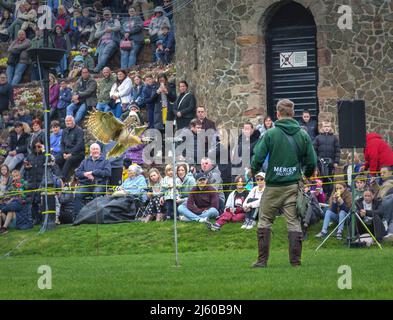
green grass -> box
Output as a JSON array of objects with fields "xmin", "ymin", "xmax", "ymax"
[{"xmin": 0, "ymin": 218, "xmax": 392, "ymax": 299}]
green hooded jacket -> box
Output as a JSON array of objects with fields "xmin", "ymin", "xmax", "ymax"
[{"xmin": 251, "ymin": 118, "xmax": 317, "ymax": 187}]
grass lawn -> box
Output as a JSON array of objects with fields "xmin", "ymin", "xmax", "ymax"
[{"xmin": 0, "ymin": 217, "xmax": 392, "ymax": 299}]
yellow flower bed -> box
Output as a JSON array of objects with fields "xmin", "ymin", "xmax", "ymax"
[{"xmin": 0, "ymin": 57, "xmax": 8, "ymax": 68}]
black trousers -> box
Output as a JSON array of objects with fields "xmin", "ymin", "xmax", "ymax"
[{"xmin": 55, "ymin": 154, "xmax": 85, "ymax": 182}]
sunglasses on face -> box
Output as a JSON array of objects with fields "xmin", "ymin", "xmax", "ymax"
[{"xmin": 256, "ymin": 178, "xmax": 264, "ymax": 181}]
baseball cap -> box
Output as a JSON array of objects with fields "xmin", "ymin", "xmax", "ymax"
[
  {"xmin": 195, "ymin": 172, "xmax": 208, "ymax": 181},
  {"xmin": 255, "ymin": 172, "xmax": 265, "ymax": 179}
]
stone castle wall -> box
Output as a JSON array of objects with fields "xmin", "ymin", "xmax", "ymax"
[{"xmin": 174, "ymin": 0, "xmax": 393, "ymax": 143}]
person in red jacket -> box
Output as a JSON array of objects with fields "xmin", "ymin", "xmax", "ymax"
[{"xmin": 363, "ymin": 133, "xmax": 393, "ymax": 175}]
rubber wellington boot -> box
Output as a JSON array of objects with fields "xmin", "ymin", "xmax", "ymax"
[
  {"xmin": 252, "ymin": 228, "xmax": 271, "ymax": 268},
  {"xmin": 288, "ymin": 231, "xmax": 303, "ymax": 267}
]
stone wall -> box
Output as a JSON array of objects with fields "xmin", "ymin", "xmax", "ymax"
[{"xmin": 174, "ymin": 0, "xmax": 393, "ymax": 143}]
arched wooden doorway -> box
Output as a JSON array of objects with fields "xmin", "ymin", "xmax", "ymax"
[{"xmin": 266, "ymin": 1, "xmax": 318, "ymax": 120}]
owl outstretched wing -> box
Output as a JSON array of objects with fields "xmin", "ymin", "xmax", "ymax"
[{"xmin": 86, "ymin": 110, "xmax": 124, "ymax": 144}]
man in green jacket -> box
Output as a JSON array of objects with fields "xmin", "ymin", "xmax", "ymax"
[
  {"xmin": 251, "ymin": 99, "xmax": 317, "ymax": 267},
  {"xmin": 96, "ymin": 67, "xmax": 116, "ymax": 112}
]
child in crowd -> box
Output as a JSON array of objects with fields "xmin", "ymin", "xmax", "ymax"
[
  {"xmin": 0, "ymin": 111, "xmax": 14, "ymax": 129},
  {"xmin": 56, "ymin": 80, "xmax": 72, "ymax": 126},
  {"xmin": 142, "ymin": 168, "xmax": 163, "ymax": 222},
  {"xmin": 242, "ymin": 172, "xmax": 265, "ymax": 230},
  {"xmin": 160, "ymin": 164, "xmax": 180, "ymax": 220},
  {"xmin": 14, "ymin": 107, "xmax": 32, "ymax": 126},
  {"xmin": 353, "ymin": 175, "xmax": 367, "ymax": 201},
  {"xmin": 206, "ymin": 175, "xmax": 249, "ymax": 231},
  {"xmin": 315, "ymin": 181, "xmax": 352, "ymax": 240}
]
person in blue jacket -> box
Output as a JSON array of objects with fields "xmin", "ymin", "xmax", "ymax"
[{"xmin": 155, "ymin": 24, "xmax": 175, "ymax": 65}]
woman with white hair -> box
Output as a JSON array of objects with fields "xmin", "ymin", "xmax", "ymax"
[{"xmin": 116, "ymin": 164, "xmax": 147, "ymax": 201}]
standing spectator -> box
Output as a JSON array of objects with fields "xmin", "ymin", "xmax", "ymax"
[
  {"xmin": 23, "ymin": 139, "xmax": 45, "ymax": 225},
  {"xmin": 66, "ymin": 67, "xmax": 97, "ymax": 125},
  {"xmin": 109, "ymin": 69, "xmax": 132, "ymax": 118},
  {"xmin": 363, "ymin": 133, "xmax": 393, "ymax": 175},
  {"xmin": 50, "ymin": 120, "xmax": 62, "ymax": 158},
  {"xmin": 196, "ymin": 106, "xmax": 216, "ymax": 131},
  {"xmin": 0, "ymin": 73, "xmax": 14, "ymax": 114},
  {"xmin": 73, "ymin": 143, "xmax": 111, "ymax": 219},
  {"xmin": 163, "ymin": 0, "xmax": 173, "ymax": 24},
  {"xmin": 129, "ymin": 74, "xmax": 145, "ymax": 108},
  {"xmin": 69, "ymin": 7, "xmax": 82, "ymax": 49},
  {"xmin": 251, "ymin": 99, "xmax": 317, "ymax": 267},
  {"xmin": 148, "ymin": 6, "xmax": 170, "ymax": 61},
  {"xmin": 95, "ymin": 67, "xmax": 116, "ymax": 113},
  {"xmin": 0, "ymin": 9, "xmax": 12, "ymax": 42},
  {"xmin": 93, "ymin": 9, "xmax": 121, "ymax": 73},
  {"xmin": 55, "ymin": 115, "xmax": 85, "ymax": 182},
  {"xmin": 177, "ymin": 172, "xmax": 220, "ymax": 223},
  {"xmin": 52, "ymin": 24, "xmax": 71, "ymax": 78},
  {"xmin": 206, "ymin": 175, "xmax": 249, "ymax": 231},
  {"xmin": 120, "ymin": 6, "xmax": 144, "ymax": 69},
  {"xmin": 55, "ymin": 79, "xmax": 72, "ymax": 126},
  {"xmin": 256, "ymin": 115, "xmax": 274, "ymax": 138},
  {"xmin": 298, "ymin": 109, "xmax": 318, "ymax": 141},
  {"xmin": 55, "ymin": 5, "xmax": 71, "ymax": 33},
  {"xmin": 6, "ymin": 30, "xmax": 30, "ymax": 86},
  {"xmin": 49, "ymin": 73, "xmax": 60, "ymax": 117},
  {"xmin": 174, "ymin": 80, "xmax": 196, "ymax": 130},
  {"xmin": 155, "ymin": 24, "xmax": 175, "ymax": 65},
  {"xmin": 315, "ymin": 181, "xmax": 352, "ymax": 240},
  {"xmin": 142, "ymin": 74, "xmax": 158, "ymax": 128},
  {"xmin": 150, "ymin": 72, "xmax": 176, "ymax": 131},
  {"xmin": 313, "ymin": 121, "xmax": 340, "ymax": 197},
  {"xmin": 4, "ymin": 121, "xmax": 29, "ymax": 171}
]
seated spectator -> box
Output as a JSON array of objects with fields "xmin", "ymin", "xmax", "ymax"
[
  {"xmin": 5, "ymin": 1, "xmax": 37, "ymax": 41},
  {"xmin": 176, "ymin": 162, "xmax": 196, "ymax": 206},
  {"xmin": 49, "ymin": 73, "xmax": 60, "ymax": 117},
  {"xmin": 303, "ymin": 181, "xmax": 325, "ymax": 236},
  {"xmin": 0, "ymin": 110, "xmax": 14, "ymax": 129},
  {"xmin": 371, "ymin": 165, "xmax": 393, "ymax": 200},
  {"xmin": 298, "ymin": 109, "xmax": 318, "ymax": 141},
  {"xmin": 0, "ymin": 9, "xmax": 12, "ymax": 42},
  {"xmin": 151, "ymin": 72, "xmax": 176, "ymax": 131},
  {"xmin": 141, "ymin": 168, "xmax": 164, "ymax": 222},
  {"xmin": 163, "ymin": 0, "xmax": 173, "ymax": 24},
  {"xmin": 148, "ymin": 6, "xmax": 170, "ymax": 61},
  {"xmin": 50, "ymin": 120, "xmax": 62, "ymax": 158},
  {"xmin": 69, "ymin": 7, "xmax": 82, "ymax": 49},
  {"xmin": 0, "ymin": 169, "xmax": 32, "ymax": 235},
  {"xmin": 68, "ymin": 45, "xmax": 95, "ymax": 78},
  {"xmin": 23, "ymin": 139, "xmax": 45, "ymax": 225},
  {"xmin": 0, "ymin": 73, "xmax": 14, "ymax": 114},
  {"xmin": 109, "ymin": 69, "xmax": 132, "ymax": 118},
  {"xmin": 242, "ymin": 172, "xmax": 265, "ymax": 230},
  {"xmin": 3, "ymin": 121, "xmax": 29, "ymax": 171},
  {"xmin": 73, "ymin": 143, "xmax": 111, "ymax": 219},
  {"xmin": 355, "ymin": 188, "xmax": 385, "ymax": 243},
  {"xmin": 315, "ymin": 181, "xmax": 352, "ymax": 240},
  {"xmin": 308, "ymin": 174, "xmax": 327, "ymax": 204},
  {"xmin": 174, "ymin": 80, "xmax": 196, "ymax": 130},
  {"xmin": 55, "ymin": 115, "xmax": 85, "ymax": 182},
  {"xmin": 79, "ymin": 7, "xmax": 95, "ymax": 46},
  {"xmin": 95, "ymin": 67, "xmax": 116, "ymax": 114},
  {"xmin": 93, "ymin": 9, "xmax": 121, "ymax": 73},
  {"xmin": 206, "ymin": 175, "xmax": 248, "ymax": 231},
  {"xmin": 52, "ymin": 24, "xmax": 71, "ymax": 78},
  {"xmin": 200, "ymin": 157, "xmax": 225, "ymax": 211},
  {"xmin": 177, "ymin": 172, "xmax": 220, "ymax": 223},
  {"xmin": 6, "ymin": 30, "xmax": 30, "ymax": 86},
  {"xmin": 121, "ymin": 102, "xmax": 145, "ymax": 124},
  {"xmin": 28, "ymin": 118, "xmax": 45, "ymax": 154},
  {"xmin": 196, "ymin": 106, "xmax": 216, "ymax": 131},
  {"xmin": 99, "ymin": 139, "xmax": 125, "ymax": 187},
  {"xmin": 14, "ymin": 106, "xmax": 32, "ymax": 126},
  {"xmin": 120, "ymin": 6, "xmax": 144, "ymax": 69},
  {"xmin": 129, "ymin": 74, "xmax": 145, "ymax": 108},
  {"xmin": 142, "ymin": 74, "xmax": 158, "ymax": 128},
  {"xmin": 55, "ymin": 5, "xmax": 71, "ymax": 33},
  {"xmin": 0, "ymin": 164, "xmax": 12, "ymax": 194},
  {"xmin": 155, "ymin": 24, "xmax": 175, "ymax": 65},
  {"xmin": 160, "ymin": 164, "xmax": 180, "ymax": 220},
  {"xmin": 66, "ymin": 67, "xmax": 97, "ymax": 125},
  {"xmin": 115, "ymin": 164, "xmax": 147, "ymax": 201},
  {"xmin": 353, "ymin": 175, "xmax": 366, "ymax": 201},
  {"xmin": 52, "ymin": 79, "xmax": 71, "ymax": 126}
]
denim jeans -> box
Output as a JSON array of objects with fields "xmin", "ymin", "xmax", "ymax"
[
  {"xmin": 6, "ymin": 63, "xmax": 27, "ymax": 85},
  {"xmin": 177, "ymin": 204, "xmax": 219, "ymax": 222},
  {"xmin": 95, "ymin": 41, "xmax": 118, "ymax": 72},
  {"xmin": 55, "ymin": 54, "xmax": 68, "ymax": 75},
  {"xmin": 156, "ymin": 50, "xmax": 172, "ymax": 65},
  {"xmin": 3, "ymin": 153, "xmax": 25, "ymax": 171},
  {"xmin": 322, "ymin": 209, "xmax": 347, "ymax": 233},
  {"xmin": 120, "ymin": 43, "xmax": 142, "ymax": 69},
  {"xmin": 96, "ymin": 102, "xmax": 110, "ymax": 112},
  {"xmin": 66, "ymin": 102, "xmax": 87, "ymax": 125}
]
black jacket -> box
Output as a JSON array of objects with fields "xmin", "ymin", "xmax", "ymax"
[
  {"xmin": 24, "ymin": 151, "xmax": 45, "ymax": 188},
  {"xmin": 75, "ymin": 155, "xmax": 111, "ymax": 186},
  {"xmin": 313, "ymin": 132, "xmax": 340, "ymax": 164},
  {"xmin": 151, "ymin": 82, "xmax": 177, "ymax": 128},
  {"xmin": 174, "ymin": 91, "xmax": 197, "ymax": 129},
  {"xmin": 7, "ymin": 130, "xmax": 30, "ymax": 156},
  {"xmin": 60, "ymin": 125, "xmax": 85, "ymax": 156},
  {"xmin": 0, "ymin": 83, "xmax": 14, "ymax": 113},
  {"xmin": 235, "ymin": 129, "xmax": 261, "ymax": 165},
  {"xmin": 298, "ymin": 118, "xmax": 318, "ymax": 141},
  {"xmin": 355, "ymin": 197, "xmax": 385, "ymax": 241}
]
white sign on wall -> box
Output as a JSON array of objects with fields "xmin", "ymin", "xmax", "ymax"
[{"xmin": 280, "ymin": 51, "xmax": 308, "ymax": 68}]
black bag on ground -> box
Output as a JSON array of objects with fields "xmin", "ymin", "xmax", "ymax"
[{"xmin": 59, "ymin": 201, "xmax": 74, "ymax": 224}]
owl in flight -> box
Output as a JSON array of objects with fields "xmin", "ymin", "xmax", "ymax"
[{"xmin": 86, "ymin": 110, "xmax": 148, "ymax": 158}]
